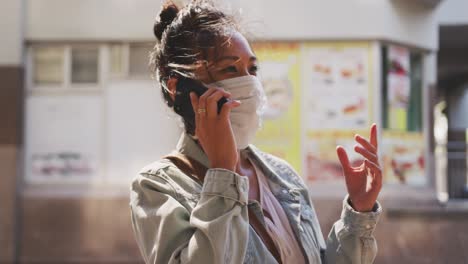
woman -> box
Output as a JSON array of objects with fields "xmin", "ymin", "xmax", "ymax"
[{"xmin": 129, "ymin": 1, "xmax": 382, "ymax": 263}]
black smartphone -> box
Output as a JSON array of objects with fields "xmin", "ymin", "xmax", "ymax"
[{"xmin": 173, "ymin": 77, "xmax": 228, "ymax": 130}]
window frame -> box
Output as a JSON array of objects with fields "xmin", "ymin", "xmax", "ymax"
[{"xmin": 27, "ymin": 43, "xmax": 105, "ymax": 95}]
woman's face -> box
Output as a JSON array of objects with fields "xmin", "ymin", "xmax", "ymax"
[{"xmin": 197, "ymin": 31, "xmax": 259, "ymax": 84}]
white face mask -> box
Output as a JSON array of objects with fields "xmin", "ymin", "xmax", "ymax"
[{"xmin": 207, "ymin": 75, "xmax": 266, "ymax": 149}]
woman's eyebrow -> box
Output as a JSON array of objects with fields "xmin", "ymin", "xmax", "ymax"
[
  {"xmin": 215, "ymin": 55, "xmax": 257, "ymax": 62},
  {"xmin": 215, "ymin": 56, "xmax": 240, "ymax": 62}
]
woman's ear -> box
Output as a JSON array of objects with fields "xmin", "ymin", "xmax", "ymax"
[{"xmin": 166, "ymin": 77, "xmax": 178, "ymax": 102}]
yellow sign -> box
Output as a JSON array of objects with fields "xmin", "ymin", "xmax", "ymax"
[{"xmin": 252, "ymin": 43, "xmax": 302, "ymax": 172}]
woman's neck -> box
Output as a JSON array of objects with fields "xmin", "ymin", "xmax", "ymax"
[
  {"xmin": 191, "ymin": 135, "xmax": 251, "ymax": 173},
  {"xmin": 236, "ymin": 149, "xmax": 253, "ymax": 174}
]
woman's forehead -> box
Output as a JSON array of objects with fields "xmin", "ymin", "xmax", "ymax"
[{"xmin": 213, "ymin": 32, "xmax": 255, "ymax": 62}]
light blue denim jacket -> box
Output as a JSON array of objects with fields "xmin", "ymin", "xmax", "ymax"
[{"xmin": 129, "ymin": 133, "xmax": 382, "ymax": 264}]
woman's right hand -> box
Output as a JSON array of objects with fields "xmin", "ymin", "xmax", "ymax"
[{"xmin": 190, "ymin": 88, "xmax": 241, "ymax": 172}]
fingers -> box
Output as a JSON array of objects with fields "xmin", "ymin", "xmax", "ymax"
[
  {"xmin": 355, "ymin": 124, "xmax": 380, "ymax": 167},
  {"xmin": 206, "ymin": 90, "xmax": 231, "ymax": 118},
  {"xmin": 197, "ymin": 87, "xmax": 218, "ymax": 116},
  {"xmin": 355, "ymin": 134, "xmax": 377, "ymax": 154},
  {"xmin": 370, "ymin": 123, "xmax": 378, "ymax": 150},
  {"xmin": 354, "ymin": 145, "xmax": 378, "ymax": 164},
  {"xmin": 336, "ymin": 146, "xmax": 353, "ymax": 173}
]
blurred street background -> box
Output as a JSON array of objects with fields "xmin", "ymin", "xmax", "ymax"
[{"xmin": 1, "ymin": 0, "xmax": 467, "ymax": 263}]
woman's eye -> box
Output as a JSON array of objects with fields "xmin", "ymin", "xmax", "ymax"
[
  {"xmin": 250, "ymin": 65, "xmax": 259, "ymax": 73},
  {"xmin": 223, "ymin": 66, "xmax": 237, "ymax": 73}
]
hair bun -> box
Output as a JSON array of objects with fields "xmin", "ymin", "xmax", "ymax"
[{"xmin": 154, "ymin": 3, "xmax": 179, "ymax": 42}]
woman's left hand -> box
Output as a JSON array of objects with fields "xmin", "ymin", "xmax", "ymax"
[{"xmin": 336, "ymin": 123, "xmax": 382, "ymax": 212}]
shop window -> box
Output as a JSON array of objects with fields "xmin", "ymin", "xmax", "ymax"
[
  {"xmin": 381, "ymin": 46, "xmax": 423, "ymax": 132},
  {"xmin": 71, "ymin": 47, "xmax": 99, "ymax": 84},
  {"xmin": 110, "ymin": 44, "xmax": 126, "ymax": 77},
  {"xmin": 33, "ymin": 46, "xmax": 65, "ymax": 85}
]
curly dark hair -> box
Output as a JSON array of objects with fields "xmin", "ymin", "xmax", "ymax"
[{"xmin": 151, "ymin": 0, "xmax": 241, "ymax": 134}]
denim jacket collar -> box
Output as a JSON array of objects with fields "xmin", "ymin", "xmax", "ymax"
[
  {"xmin": 175, "ymin": 132, "xmax": 211, "ymax": 169},
  {"xmin": 175, "ymin": 133, "xmax": 293, "ymax": 191}
]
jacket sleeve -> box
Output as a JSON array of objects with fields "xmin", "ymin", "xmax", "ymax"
[
  {"xmin": 323, "ymin": 195, "xmax": 382, "ymax": 264},
  {"xmin": 129, "ymin": 167, "xmax": 250, "ymax": 264}
]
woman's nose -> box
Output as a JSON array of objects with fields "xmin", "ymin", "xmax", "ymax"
[{"xmin": 238, "ymin": 68, "xmax": 253, "ymax": 77}]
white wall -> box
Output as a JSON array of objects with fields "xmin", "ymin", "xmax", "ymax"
[
  {"xmin": 105, "ymin": 80, "xmax": 182, "ymax": 184},
  {"xmin": 26, "ymin": 0, "xmax": 159, "ymax": 41},
  {"xmin": 26, "ymin": 0, "xmax": 439, "ymax": 50},
  {"xmin": 0, "ymin": 0, "xmax": 23, "ymax": 65},
  {"xmin": 436, "ymin": 0, "xmax": 468, "ymax": 25},
  {"xmin": 239, "ymin": 0, "xmax": 438, "ymax": 50}
]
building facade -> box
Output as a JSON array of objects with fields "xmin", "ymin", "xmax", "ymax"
[{"xmin": 1, "ymin": 0, "xmax": 467, "ymax": 263}]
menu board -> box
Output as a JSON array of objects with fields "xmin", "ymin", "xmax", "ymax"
[
  {"xmin": 301, "ymin": 42, "xmax": 373, "ymax": 182},
  {"xmin": 301, "ymin": 43, "xmax": 372, "ymax": 130},
  {"xmin": 382, "ymin": 131, "xmax": 426, "ymax": 185}
]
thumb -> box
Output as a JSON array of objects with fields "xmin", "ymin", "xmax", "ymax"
[
  {"xmin": 219, "ymin": 100, "xmax": 241, "ymax": 119},
  {"xmin": 336, "ymin": 146, "xmax": 352, "ymax": 172}
]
